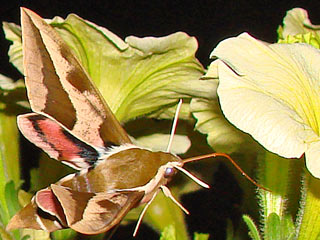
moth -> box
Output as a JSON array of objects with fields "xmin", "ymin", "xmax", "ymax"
[{"xmin": 7, "ymin": 8, "xmax": 261, "ymax": 236}]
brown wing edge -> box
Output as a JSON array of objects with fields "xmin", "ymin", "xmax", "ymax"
[
  {"xmin": 51, "ymin": 184, "xmax": 145, "ymax": 234},
  {"xmin": 21, "ymin": 7, "xmax": 132, "ymax": 147},
  {"xmin": 7, "ymin": 184, "xmax": 144, "ymax": 235}
]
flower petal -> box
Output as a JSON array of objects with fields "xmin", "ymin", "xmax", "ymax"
[
  {"xmin": 4, "ymin": 13, "xmax": 204, "ymax": 123},
  {"xmin": 50, "ymin": 16, "xmax": 204, "ymax": 122},
  {"xmin": 278, "ymin": 8, "xmax": 320, "ymax": 48},
  {"xmin": 133, "ymin": 133, "xmax": 191, "ymax": 154},
  {"xmin": 279, "ymin": 8, "xmax": 320, "ymax": 38},
  {"xmin": 212, "ymin": 33, "xmax": 320, "ymax": 176},
  {"xmin": 191, "ymin": 61, "xmax": 258, "ymax": 153},
  {"xmin": 305, "ymin": 141, "xmax": 320, "ymax": 178}
]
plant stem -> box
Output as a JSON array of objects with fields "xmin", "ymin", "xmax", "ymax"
[
  {"xmin": 257, "ymin": 151, "xmax": 300, "ymax": 236},
  {"xmin": 296, "ymin": 170, "xmax": 320, "ymax": 240}
]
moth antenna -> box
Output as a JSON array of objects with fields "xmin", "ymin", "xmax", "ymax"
[
  {"xmin": 174, "ymin": 165, "xmax": 210, "ymax": 189},
  {"xmin": 133, "ymin": 190, "xmax": 159, "ymax": 237},
  {"xmin": 183, "ymin": 152, "xmax": 269, "ymax": 191},
  {"xmin": 166, "ymin": 99, "xmax": 183, "ymax": 152},
  {"xmin": 161, "ymin": 185, "xmax": 189, "ymax": 214}
]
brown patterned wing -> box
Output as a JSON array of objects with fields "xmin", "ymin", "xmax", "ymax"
[
  {"xmin": 50, "ymin": 184, "xmax": 144, "ymax": 234},
  {"xmin": 7, "ymin": 185, "xmax": 144, "ymax": 234},
  {"xmin": 6, "ymin": 188, "xmax": 66, "ymax": 232},
  {"xmin": 21, "ymin": 8, "xmax": 131, "ymax": 148}
]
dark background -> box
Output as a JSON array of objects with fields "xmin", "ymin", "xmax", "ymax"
[{"xmin": 1, "ymin": 1, "xmax": 320, "ymax": 240}]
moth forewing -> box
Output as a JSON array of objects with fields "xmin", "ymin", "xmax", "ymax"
[{"xmin": 21, "ymin": 7, "xmax": 131, "ymax": 148}]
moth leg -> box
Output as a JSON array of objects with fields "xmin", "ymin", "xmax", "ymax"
[
  {"xmin": 160, "ymin": 185, "xmax": 189, "ymax": 214},
  {"xmin": 133, "ymin": 189, "xmax": 159, "ymax": 237}
]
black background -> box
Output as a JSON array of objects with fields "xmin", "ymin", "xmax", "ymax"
[{"xmin": 1, "ymin": 1, "xmax": 320, "ymax": 240}]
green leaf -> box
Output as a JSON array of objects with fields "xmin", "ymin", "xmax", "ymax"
[
  {"xmin": 265, "ymin": 213, "xmax": 281, "ymax": 240},
  {"xmin": 243, "ymin": 215, "xmax": 261, "ymax": 240},
  {"xmin": 4, "ymin": 182, "xmax": 20, "ymax": 223},
  {"xmin": 0, "ymin": 182, "xmax": 21, "ymax": 240},
  {"xmin": 159, "ymin": 225, "xmax": 176, "ymax": 240},
  {"xmin": 52, "ymin": 229, "xmax": 76, "ymax": 240},
  {"xmin": 211, "ymin": 32, "xmax": 320, "ymax": 178},
  {"xmin": 265, "ymin": 213, "xmax": 295, "ymax": 240},
  {"xmin": 21, "ymin": 235, "xmax": 31, "ymax": 240},
  {"xmin": 193, "ymin": 232, "xmax": 209, "ymax": 240},
  {"xmin": 280, "ymin": 215, "xmax": 295, "ymax": 240}
]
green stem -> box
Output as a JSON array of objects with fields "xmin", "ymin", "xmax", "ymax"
[
  {"xmin": 296, "ymin": 170, "xmax": 320, "ymax": 240},
  {"xmin": 257, "ymin": 151, "xmax": 300, "ymax": 236}
]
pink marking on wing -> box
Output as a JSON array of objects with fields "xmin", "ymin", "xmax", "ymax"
[
  {"xmin": 18, "ymin": 114, "xmax": 60, "ymax": 159},
  {"xmin": 36, "ymin": 188, "xmax": 65, "ymax": 220},
  {"xmin": 37, "ymin": 118, "xmax": 82, "ymax": 160}
]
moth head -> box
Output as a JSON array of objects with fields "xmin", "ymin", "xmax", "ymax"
[
  {"xmin": 149, "ymin": 151, "xmax": 183, "ymax": 185},
  {"xmin": 152, "ymin": 151, "xmax": 209, "ymax": 189}
]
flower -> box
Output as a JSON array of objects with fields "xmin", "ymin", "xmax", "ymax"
[{"xmin": 211, "ymin": 32, "xmax": 320, "ymax": 178}]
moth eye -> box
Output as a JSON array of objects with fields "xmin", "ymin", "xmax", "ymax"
[{"xmin": 164, "ymin": 167, "xmax": 176, "ymax": 178}]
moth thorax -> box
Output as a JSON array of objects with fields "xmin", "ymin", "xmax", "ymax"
[{"xmin": 156, "ymin": 151, "xmax": 182, "ymax": 165}]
